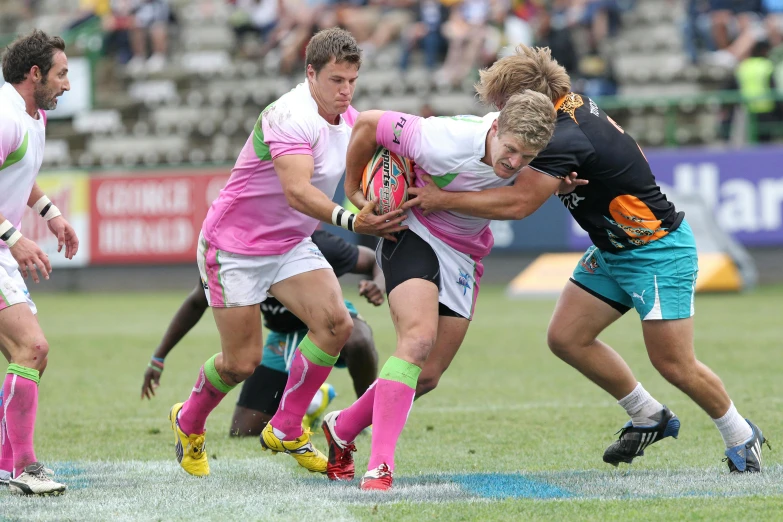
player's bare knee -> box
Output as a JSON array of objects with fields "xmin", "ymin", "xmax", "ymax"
[
  {"xmin": 547, "ymin": 328, "xmax": 576, "ymax": 359},
  {"xmin": 398, "ymin": 334, "xmax": 435, "ymax": 366},
  {"xmin": 222, "ymin": 359, "xmax": 260, "ymax": 385},
  {"xmin": 314, "ymin": 306, "xmax": 353, "ymax": 347},
  {"xmin": 15, "ymin": 337, "xmax": 49, "ymax": 370},
  {"xmin": 331, "ymin": 307, "xmax": 353, "ymax": 342},
  {"xmin": 652, "ymin": 358, "xmax": 691, "ymax": 388}
]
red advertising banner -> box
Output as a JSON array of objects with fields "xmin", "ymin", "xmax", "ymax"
[{"xmin": 89, "ymin": 170, "xmax": 229, "ymax": 264}]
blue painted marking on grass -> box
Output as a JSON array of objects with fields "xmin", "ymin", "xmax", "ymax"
[
  {"xmin": 51, "ymin": 461, "xmax": 91, "ymax": 490},
  {"xmin": 451, "ymin": 473, "xmax": 574, "ymax": 499}
]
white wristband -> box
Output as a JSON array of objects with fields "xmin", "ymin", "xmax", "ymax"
[
  {"xmin": 0, "ymin": 219, "xmax": 23, "ymax": 247},
  {"xmin": 331, "ymin": 205, "xmax": 356, "ymax": 232},
  {"xmin": 32, "ymin": 195, "xmax": 61, "ymax": 221}
]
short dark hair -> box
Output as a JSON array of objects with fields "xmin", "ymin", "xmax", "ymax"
[
  {"xmin": 304, "ymin": 28, "xmax": 361, "ymax": 75},
  {"xmin": 1, "ymin": 30, "xmax": 66, "ymax": 85}
]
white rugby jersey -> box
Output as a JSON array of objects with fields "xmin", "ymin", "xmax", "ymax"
[{"xmin": 0, "ymin": 83, "xmax": 46, "ymax": 249}]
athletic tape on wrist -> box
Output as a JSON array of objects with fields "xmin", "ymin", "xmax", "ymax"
[
  {"xmin": 331, "ymin": 205, "xmax": 356, "ymax": 232},
  {"xmin": 32, "ymin": 195, "xmax": 61, "ymax": 221},
  {"xmin": 0, "ymin": 220, "xmax": 22, "ymax": 247}
]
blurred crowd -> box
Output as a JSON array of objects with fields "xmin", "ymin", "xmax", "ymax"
[
  {"xmin": 222, "ymin": 0, "xmax": 635, "ymax": 96},
  {"xmin": 684, "ymin": 1, "xmax": 783, "ymax": 140},
  {"xmin": 1, "ymin": 0, "xmax": 638, "ymax": 99},
  {"xmin": 3, "ymin": 0, "xmax": 783, "ymax": 140}
]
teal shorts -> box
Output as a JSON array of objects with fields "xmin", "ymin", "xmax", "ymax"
[
  {"xmin": 261, "ymin": 300, "xmax": 357, "ymax": 372},
  {"xmin": 571, "ymin": 220, "xmax": 698, "ymax": 320}
]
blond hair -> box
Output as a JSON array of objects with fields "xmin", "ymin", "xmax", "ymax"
[
  {"xmin": 497, "ymin": 91, "xmax": 556, "ymax": 153},
  {"xmin": 476, "ymin": 45, "xmax": 571, "ymax": 107}
]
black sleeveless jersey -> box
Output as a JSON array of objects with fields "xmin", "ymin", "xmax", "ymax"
[{"xmin": 528, "ymin": 93, "xmax": 683, "ymax": 252}]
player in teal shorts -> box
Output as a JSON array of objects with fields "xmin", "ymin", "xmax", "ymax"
[
  {"xmin": 402, "ymin": 45, "xmax": 767, "ymax": 473},
  {"xmin": 140, "ymin": 230, "xmax": 383, "ymax": 437}
]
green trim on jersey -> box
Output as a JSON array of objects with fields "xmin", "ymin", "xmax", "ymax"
[
  {"xmin": 432, "ymin": 173, "xmax": 459, "ymax": 188},
  {"xmin": 442, "ymin": 115, "xmax": 483, "ymax": 124},
  {"xmin": 0, "ymin": 131, "xmax": 29, "ymax": 171},
  {"xmin": 215, "ymin": 249, "xmax": 226, "ymax": 305},
  {"xmin": 252, "ymin": 103, "xmax": 276, "ymax": 161}
]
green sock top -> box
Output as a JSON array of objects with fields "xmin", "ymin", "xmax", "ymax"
[
  {"xmin": 379, "ymin": 356, "xmax": 421, "ymax": 389},
  {"xmin": 7, "ymin": 363, "xmax": 40, "ymax": 385},
  {"xmin": 204, "ymin": 354, "xmax": 236, "ymax": 394},
  {"xmin": 299, "ymin": 335, "xmax": 339, "ymax": 367}
]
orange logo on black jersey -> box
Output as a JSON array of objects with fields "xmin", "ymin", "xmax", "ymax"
[
  {"xmin": 557, "ymin": 93, "xmax": 584, "ymax": 124},
  {"xmin": 608, "ymin": 195, "xmax": 669, "ymax": 246}
]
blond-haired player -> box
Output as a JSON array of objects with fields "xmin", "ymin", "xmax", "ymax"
[
  {"xmin": 321, "ymin": 91, "xmax": 556, "ymax": 490},
  {"xmin": 401, "ymin": 45, "xmax": 767, "ymax": 474}
]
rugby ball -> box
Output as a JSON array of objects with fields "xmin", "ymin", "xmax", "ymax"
[{"xmin": 362, "ymin": 147, "xmax": 413, "ymax": 214}]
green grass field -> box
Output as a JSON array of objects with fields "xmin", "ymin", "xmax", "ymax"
[{"xmin": 2, "ymin": 284, "xmax": 782, "ymax": 521}]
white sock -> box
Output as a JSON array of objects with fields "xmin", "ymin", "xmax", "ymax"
[
  {"xmin": 618, "ymin": 383, "xmax": 664, "ymax": 426},
  {"xmin": 713, "ymin": 402, "xmax": 752, "ymax": 448},
  {"xmin": 306, "ymin": 389, "xmax": 324, "ymax": 416}
]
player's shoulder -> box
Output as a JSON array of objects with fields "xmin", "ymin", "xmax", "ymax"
[
  {"xmin": 0, "ymin": 96, "xmax": 25, "ymax": 141},
  {"xmin": 421, "ymin": 113, "xmax": 489, "ymax": 151},
  {"xmin": 424, "ymin": 113, "xmax": 489, "ymax": 133},
  {"xmin": 0, "ymin": 92, "xmax": 24, "ymax": 126},
  {"xmin": 263, "ymin": 83, "xmax": 321, "ymax": 128}
]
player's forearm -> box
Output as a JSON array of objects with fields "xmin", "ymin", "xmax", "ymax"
[
  {"xmin": 438, "ymin": 187, "xmax": 531, "ymax": 220},
  {"xmin": 26, "ymin": 183, "xmax": 62, "ymax": 221},
  {"xmin": 27, "ymin": 183, "xmax": 45, "ymax": 207},
  {"xmin": 154, "ymin": 296, "xmax": 209, "ymax": 358},
  {"xmin": 283, "ymin": 181, "xmax": 347, "ymax": 225},
  {"xmin": 345, "ymin": 111, "xmax": 384, "ymax": 206}
]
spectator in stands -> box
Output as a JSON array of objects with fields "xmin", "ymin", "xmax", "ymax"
[
  {"xmin": 101, "ymin": 0, "xmax": 136, "ymax": 65},
  {"xmin": 354, "ymin": 0, "xmax": 416, "ymax": 59},
  {"xmin": 277, "ymin": 0, "xmax": 336, "ymax": 75},
  {"xmin": 573, "ymin": 0, "xmax": 626, "ymax": 53},
  {"xmin": 536, "ymin": 0, "xmax": 579, "ymax": 75},
  {"xmin": 706, "ymin": 0, "xmax": 766, "ymax": 68},
  {"xmin": 126, "ymin": 0, "xmax": 173, "ymax": 75},
  {"xmin": 763, "ymin": 0, "xmax": 783, "ymax": 46},
  {"xmin": 228, "ymin": 0, "xmax": 281, "ymax": 58},
  {"xmin": 732, "ymin": 40, "xmax": 781, "ymax": 141},
  {"xmin": 400, "ymin": 0, "xmax": 448, "ymax": 71},
  {"xmin": 683, "ymin": 0, "xmax": 717, "ymax": 64},
  {"xmin": 499, "ymin": 0, "xmax": 544, "ymax": 57},
  {"xmin": 435, "ymin": 0, "xmax": 491, "ymax": 87}
]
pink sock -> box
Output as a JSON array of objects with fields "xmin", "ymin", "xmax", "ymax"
[
  {"xmin": 0, "ymin": 387, "xmax": 13, "ymax": 473},
  {"xmin": 334, "ymin": 380, "xmax": 376, "ymax": 442},
  {"xmin": 270, "ymin": 348, "xmax": 333, "ymax": 440},
  {"xmin": 178, "ymin": 366, "xmax": 227, "ymax": 435},
  {"xmin": 367, "ymin": 379, "xmax": 415, "ymax": 472},
  {"xmin": 3, "ymin": 373, "xmax": 38, "ymax": 472}
]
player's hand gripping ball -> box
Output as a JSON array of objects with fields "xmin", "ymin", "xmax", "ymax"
[{"xmin": 362, "ymin": 147, "xmax": 414, "ymax": 214}]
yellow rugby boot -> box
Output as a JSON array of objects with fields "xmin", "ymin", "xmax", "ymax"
[
  {"xmin": 260, "ymin": 423, "xmax": 327, "ymax": 474},
  {"xmin": 169, "ymin": 403, "xmax": 209, "ymax": 477}
]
